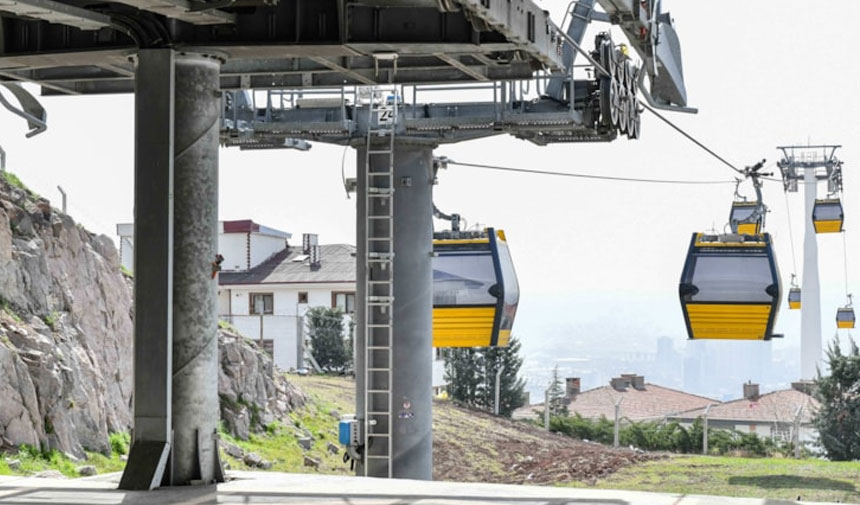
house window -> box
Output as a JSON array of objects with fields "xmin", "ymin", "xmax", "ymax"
[
  {"xmin": 249, "ymin": 293, "xmax": 274, "ymax": 315},
  {"xmin": 298, "ymin": 292, "xmax": 309, "ymax": 304},
  {"xmin": 332, "ymin": 292, "xmax": 356, "ymax": 313}
]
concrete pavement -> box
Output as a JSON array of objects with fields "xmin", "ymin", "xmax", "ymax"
[{"xmin": 0, "ymin": 471, "xmax": 849, "ymax": 505}]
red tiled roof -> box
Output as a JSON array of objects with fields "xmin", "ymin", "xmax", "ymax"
[
  {"xmin": 675, "ymin": 389, "xmax": 818, "ymax": 424},
  {"xmin": 513, "ymin": 383, "xmax": 718, "ymax": 421}
]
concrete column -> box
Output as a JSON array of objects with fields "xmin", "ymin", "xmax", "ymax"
[
  {"xmin": 801, "ymin": 166, "xmax": 822, "ymax": 380},
  {"xmin": 120, "ymin": 48, "xmax": 175, "ymax": 492},
  {"xmin": 171, "ymin": 53, "xmax": 222, "ymax": 485},
  {"xmin": 356, "ymin": 143, "xmax": 434, "ymax": 480}
]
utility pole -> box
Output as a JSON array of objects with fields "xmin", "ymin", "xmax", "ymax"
[
  {"xmin": 792, "ymin": 404, "xmax": 804, "ymax": 458},
  {"xmin": 544, "ymin": 387, "xmax": 551, "ymax": 431},
  {"xmin": 703, "ymin": 404, "xmax": 713, "ymax": 455},
  {"xmin": 613, "ymin": 397, "xmax": 623, "ymax": 448},
  {"xmin": 494, "ymin": 365, "xmax": 506, "ymax": 416},
  {"xmin": 57, "ymin": 186, "xmax": 67, "ymax": 213}
]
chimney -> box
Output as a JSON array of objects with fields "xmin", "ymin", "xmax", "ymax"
[
  {"xmin": 565, "ymin": 378, "xmax": 581, "ymax": 398},
  {"xmin": 743, "ymin": 382, "xmax": 760, "ymax": 401},
  {"xmin": 302, "ymin": 233, "xmax": 318, "ymax": 255},
  {"xmin": 791, "ymin": 380, "xmax": 815, "ymax": 396},
  {"xmin": 610, "ymin": 377, "xmax": 629, "ymax": 391},
  {"xmin": 631, "ymin": 375, "xmax": 645, "ymax": 391},
  {"xmin": 309, "ymin": 244, "xmax": 321, "ymax": 271}
]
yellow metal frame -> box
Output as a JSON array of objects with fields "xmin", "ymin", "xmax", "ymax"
[
  {"xmin": 813, "ymin": 219, "xmax": 843, "ymax": 234},
  {"xmin": 789, "ymin": 301, "xmax": 801, "ymax": 310},
  {"xmin": 837, "ymin": 320, "xmax": 855, "ymax": 329},
  {"xmin": 685, "ymin": 303, "xmax": 772, "ymax": 340},
  {"xmin": 432, "ymin": 306, "xmax": 496, "ymax": 347}
]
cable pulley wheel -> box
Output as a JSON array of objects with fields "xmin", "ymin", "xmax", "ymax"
[
  {"xmin": 598, "ymin": 76, "xmax": 613, "ymax": 128},
  {"xmin": 610, "ymin": 79, "xmax": 621, "ymax": 128},
  {"xmin": 629, "ymin": 97, "xmax": 641, "ymax": 139},
  {"xmin": 618, "ymin": 87, "xmax": 629, "ymax": 134}
]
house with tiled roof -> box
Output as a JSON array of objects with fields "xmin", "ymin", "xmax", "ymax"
[
  {"xmin": 670, "ymin": 382, "xmax": 819, "ymax": 443},
  {"xmin": 513, "ymin": 374, "xmax": 719, "ymax": 422}
]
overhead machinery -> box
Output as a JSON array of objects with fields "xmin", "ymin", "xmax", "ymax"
[{"xmin": 0, "ymin": 0, "xmax": 692, "ymax": 485}]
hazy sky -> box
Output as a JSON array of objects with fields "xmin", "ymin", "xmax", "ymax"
[{"xmin": 2, "ymin": 0, "xmax": 859, "ymax": 378}]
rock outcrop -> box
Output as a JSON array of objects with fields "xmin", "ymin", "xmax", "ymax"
[{"xmin": 0, "ymin": 174, "xmax": 303, "ymax": 459}]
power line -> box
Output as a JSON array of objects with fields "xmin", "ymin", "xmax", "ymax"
[{"xmin": 443, "ymin": 159, "xmax": 737, "ymax": 185}]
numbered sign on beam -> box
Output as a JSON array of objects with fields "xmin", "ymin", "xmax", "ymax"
[{"xmin": 377, "ymin": 108, "xmax": 395, "ymax": 125}]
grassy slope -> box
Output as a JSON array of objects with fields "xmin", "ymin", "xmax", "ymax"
[
  {"xmin": 219, "ymin": 374, "xmax": 354, "ymax": 475},
  {"xmin": 567, "ymin": 455, "xmax": 860, "ymax": 503},
  {"xmin": 3, "ymin": 373, "xmax": 859, "ymax": 505}
]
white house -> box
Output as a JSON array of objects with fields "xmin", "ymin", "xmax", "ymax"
[{"xmin": 117, "ymin": 219, "xmax": 446, "ymax": 390}]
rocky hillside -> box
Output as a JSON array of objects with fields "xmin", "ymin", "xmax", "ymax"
[{"xmin": 0, "ymin": 173, "xmax": 302, "ymax": 459}]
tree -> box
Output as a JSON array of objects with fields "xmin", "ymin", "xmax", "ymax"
[
  {"xmin": 305, "ymin": 306, "xmax": 349, "ymax": 372},
  {"xmin": 443, "ymin": 336, "xmax": 527, "ymax": 417},
  {"xmin": 814, "ymin": 337, "xmax": 860, "ymax": 461},
  {"xmin": 444, "ymin": 347, "xmax": 483, "ymax": 406},
  {"xmin": 547, "ymin": 364, "xmax": 569, "ymax": 417}
]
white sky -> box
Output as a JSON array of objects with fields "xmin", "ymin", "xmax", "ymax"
[{"xmin": 1, "ymin": 0, "xmax": 859, "ymax": 374}]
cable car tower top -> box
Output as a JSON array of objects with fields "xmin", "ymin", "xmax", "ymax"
[{"xmin": 777, "ymin": 145, "xmax": 845, "ymax": 380}]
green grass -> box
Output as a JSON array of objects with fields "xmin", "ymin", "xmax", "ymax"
[
  {"xmin": 218, "ymin": 375, "xmax": 352, "ymax": 475},
  {"xmin": 120, "ymin": 265, "xmax": 133, "ymax": 278},
  {"xmin": 0, "ymin": 436, "xmax": 128, "ymax": 478},
  {"xmin": 565, "ymin": 455, "xmax": 860, "ymax": 503},
  {"xmin": 1, "ymin": 171, "xmax": 39, "ymax": 198}
]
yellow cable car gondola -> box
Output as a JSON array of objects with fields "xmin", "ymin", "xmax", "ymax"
[
  {"xmin": 812, "ymin": 198, "xmax": 844, "ymax": 233},
  {"xmin": 787, "ymin": 274, "xmax": 800, "ymax": 310},
  {"xmin": 788, "ymin": 287, "xmax": 801, "ymax": 310},
  {"xmin": 729, "ymin": 200, "xmax": 762, "ymax": 235},
  {"xmin": 836, "ymin": 295, "xmax": 855, "ymax": 329},
  {"xmin": 432, "ymin": 228, "xmax": 519, "ymax": 347},
  {"xmin": 679, "ymin": 232, "xmax": 781, "ymax": 340}
]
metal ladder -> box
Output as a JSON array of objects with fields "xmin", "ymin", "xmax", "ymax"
[{"xmin": 363, "ymin": 85, "xmax": 396, "ymax": 478}]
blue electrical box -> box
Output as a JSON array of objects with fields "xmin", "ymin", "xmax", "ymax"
[{"xmin": 339, "ymin": 415, "xmax": 358, "ymax": 446}]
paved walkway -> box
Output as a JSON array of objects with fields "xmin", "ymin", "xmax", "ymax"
[{"xmin": 0, "ymin": 471, "xmax": 847, "ymax": 505}]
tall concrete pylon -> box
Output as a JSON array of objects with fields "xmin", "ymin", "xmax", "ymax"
[{"xmin": 120, "ymin": 49, "xmax": 224, "ymax": 490}]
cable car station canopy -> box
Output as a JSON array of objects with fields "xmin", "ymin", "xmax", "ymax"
[{"xmin": 0, "ymin": 0, "xmax": 566, "ymax": 94}]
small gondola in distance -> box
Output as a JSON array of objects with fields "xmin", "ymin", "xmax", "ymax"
[
  {"xmin": 812, "ymin": 198, "xmax": 844, "ymax": 234},
  {"xmin": 729, "ymin": 200, "xmax": 762, "ymax": 236},
  {"xmin": 432, "ymin": 228, "xmax": 519, "ymax": 348},
  {"xmin": 788, "ymin": 287, "xmax": 801, "ymax": 310},
  {"xmin": 679, "ymin": 232, "xmax": 781, "ymax": 340}
]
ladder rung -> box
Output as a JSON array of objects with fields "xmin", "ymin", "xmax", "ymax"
[
  {"xmin": 367, "ymin": 280, "xmax": 392, "ymax": 284},
  {"xmin": 367, "ymin": 323, "xmax": 391, "ymax": 327},
  {"xmin": 367, "ymin": 216, "xmax": 392, "ymax": 220},
  {"xmin": 367, "ymin": 433, "xmax": 390, "ymax": 438},
  {"xmin": 366, "ymin": 455, "xmax": 391, "ymax": 459},
  {"xmin": 367, "ymin": 411, "xmax": 390, "ymax": 416},
  {"xmin": 367, "ymin": 346, "xmax": 391, "ymax": 350},
  {"xmin": 368, "ymin": 172, "xmax": 392, "ymax": 176},
  {"xmin": 367, "ymin": 368, "xmax": 390, "ymax": 372},
  {"xmin": 368, "ymin": 150, "xmax": 392, "ymax": 155},
  {"xmin": 368, "ymin": 237, "xmax": 392, "ymax": 242},
  {"xmin": 368, "ymin": 389, "xmax": 390, "ymax": 394}
]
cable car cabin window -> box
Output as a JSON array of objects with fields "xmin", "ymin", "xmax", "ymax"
[
  {"xmin": 813, "ymin": 202, "xmax": 843, "ymax": 221},
  {"xmin": 688, "ymin": 255, "xmax": 773, "ymax": 303},
  {"xmin": 496, "ymin": 241, "xmax": 519, "ymax": 333},
  {"xmin": 433, "ymin": 252, "xmax": 498, "ymax": 307},
  {"xmin": 730, "ymin": 204, "xmax": 756, "ymax": 223}
]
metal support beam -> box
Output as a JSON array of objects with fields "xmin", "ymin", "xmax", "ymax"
[
  {"xmin": 171, "ymin": 53, "xmax": 223, "ymax": 485},
  {"xmin": 310, "ymin": 57, "xmax": 376, "ymax": 85},
  {"xmin": 434, "ymin": 54, "xmax": 488, "ymax": 81},
  {"xmin": 356, "ymin": 143, "xmax": 434, "ymax": 480},
  {"xmin": 120, "ymin": 48, "xmax": 175, "ymax": 492}
]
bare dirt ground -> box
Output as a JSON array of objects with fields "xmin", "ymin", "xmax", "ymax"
[{"xmin": 291, "ymin": 374, "xmax": 659, "ymax": 485}]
